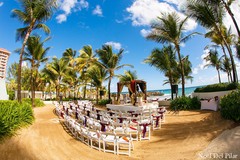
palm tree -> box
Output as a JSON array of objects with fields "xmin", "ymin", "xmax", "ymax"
[
  {"xmin": 203, "ymin": 0, "xmax": 240, "ymax": 37},
  {"xmin": 144, "ymin": 45, "xmax": 178, "ymax": 99},
  {"xmin": 76, "ymin": 45, "xmax": 98, "ymax": 99},
  {"xmin": 63, "ymin": 48, "xmax": 77, "ymax": 67},
  {"xmin": 96, "ymin": 45, "xmax": 133, "ymax": 100},
  {"xmin": 43, "ymin": 57, "xmax": 69, "ymax": 100},
  {"xmin": 146, "ymin": 12, "xmax": 197, "ymax": 96},
  {"xmin": 62, "ymin": 48, "xmax": 79, "ymax": 99},
  {"xmin": 88, "ymin": 65, "xmax": 108, "ymax": 104},
  {"xmin": 7, "ymin": 62, "xmax": 19, "ymax": 82},
  {"xmin": 220, "ymin": 56, "xmax": 232, "ymax": 82},
  {"xmin": 23, "ymin": 35, "xmax": 50, "ymax": 107},
  {"xmin": 187, "ymin": 0, "xmax": 238, "ymax": 83},
  {"xmin": 62, "ymin": 69, "xmax": 79, "ymax": 99},
  {"xmin": 119, "ymin": 70, "xmax": 138, "ymax": 82},
  {"xmin": 204, "ymin": 50, "xmax": 222, "ymax": 83},
  {"xmin": 12, "ymin": 0, "xmax": 57, "ymax": 102}
]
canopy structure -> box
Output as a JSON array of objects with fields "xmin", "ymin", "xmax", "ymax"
[{"xmin": 117, "ymin": 80, "xmax": 147, "ymax": 104}]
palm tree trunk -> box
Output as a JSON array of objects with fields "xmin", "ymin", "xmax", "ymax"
[
  {"xmin": 225, "ymin": 44, "xmax": 238, "ymax": 82},
  {"xmin": 96, "ymin": 87, "xmax": 99, "ymax": 104},
  {"xmin": 74, "ymin": 88, "xmax": 76, "ymax": 100},
  {"xmin": 108, "ymin": 77, "xmax": 112, "ymax": 100},
  {"xmin": 229, "ymin": 70, "xmax": 233, "ymax": 82},
  {"xmin": 221, "ymin": 0, "xmax": 240, "ymax": 37},
  {"xmin": 83, "ymin": 85, "xmax": 86, "ymax": 99},
  {"xmin": 227, "ymin": 73, "xmax": 230, "ymax": 83},
  {"xmin": 55, "ymin": 87, "xmax": 58, "ymax": 101},
  {"xmin": 176, "ymin": 46, "xmax": 185, "ymax": 96},
  {"xmin": 169, "ymin": 73, "xmax": 174, "ymax": 100},
  {"xmin": 217, "ymin": 68, "xmax": 221, "ymax": 83},
  {"xmin": 32, "ymin": 75, "xmax": 36, "ymax": 107},
  {"xmin": 216, "ymin": 25, "xmax": 238, "ymax": 83},
  {"xmin": 17, "ymin": 20, "xmax": 36, "ymax": 102}
]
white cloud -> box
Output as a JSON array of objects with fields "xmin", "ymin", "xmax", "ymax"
[
  {"xmin": 105, "ymin": 41, "xmax": 122, "ymax": 50},
  {"xmin": 140, "ymin": 29, "xmax": 151, "ymax": 37},
  {"xmin": 163, "ymin": 0, "xmax": 187, "ymax": 10},
  {"xmin": 56, "ymin": 14, "xmax": 67, "ymax": 23},
  {"xmin": 116, "ymin": 19, "xmax": 123, "ymax": 24},
  {"xmin": 56, "ymin": 0, "xmax": 89, "ymax": 23},
  {"xmin": 192, "ymin": 50, "xmax": 210, "ymax": 74},
  {"xmin": 92, "ymin": 5, "xmax": 103, "ymax": 16},
  {"xmin": 126, "ymin": 0, "xmax": 197, "ymax": 31},
  {"xmin": 0, "ymin": 2, "xmax": 3, "ymax": 7}
]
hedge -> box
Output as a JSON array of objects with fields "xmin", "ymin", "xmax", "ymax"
[
  {"xmin": 194, "ymin": 82, "xmax": 239, "ymax": 93},
  {"xmin": 0, "ymin": 100, "xmax": 34, "ymax": 141}
]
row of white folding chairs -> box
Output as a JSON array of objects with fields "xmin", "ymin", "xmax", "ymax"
[
  {"xmin": 63, "ymin": 114, "xmax": 134, "ymax": 156},
  {"xmin": 57, "ymin": 103, "xmax": 154, "ymax": 141}
]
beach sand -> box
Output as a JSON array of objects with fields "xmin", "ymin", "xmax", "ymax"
[{"xmin": 0, "ymin": 104, "xmax": 238, "ymax": 160}]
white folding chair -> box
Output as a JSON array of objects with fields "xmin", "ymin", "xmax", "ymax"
[
  {"xmin": 116, "ymin": 134, "xmax": 134, "ymax": 156},
  {"xmin": 88, "ymin": 130, "xmax": 102, "ymax": 151},
  {"xmin": 138, "ymin": 119, "xmax": 151, "ymax": 141},
  {"xmin": 101, "ymin": 132, "xmax": 117, "ymax": 154}
]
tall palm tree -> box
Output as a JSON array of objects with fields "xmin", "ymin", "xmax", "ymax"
[
  {"xmin": 205, "ymin": 26, "xmax": 235, "ymax": 82},
  {"xmin": 146, "ymin": 12, "xmax": 197, "ymax": 96},
  {"xmin": 88, "ymin": 65, "xmax": 108, "ymax": 104},
  {"xmin": 23, "ymin": 35, "xmax": 50, "ymax": 107},
  {"xmin": 43, "ymin": 57, "xmax": 69, "ymax": 100},
  {"xmin": 144, "ymin": 45, "xmax": 178, "ymax": 99},
  {"xmin": 76, "ymin": 45, "xmax": 98, "ymax": 99},
  {"xmin": 12, "ymin": 0, "xmax": 57, "ymax": 102},
  {"xmin": 62, "ymin": 48, "xmax": 79, "ymax": 99},
  {"xmin": 204, "ymin": 50, "xmax": 222, "ymax": 83},
  {"xmin": 187, "ymin": 0, "xmax": 238, "ymax": 83},
  {"xmin": 96, "ymin": 45, "xmax": 133, "ymax": 100},
  {"xmin": 205, "ymin": 25, "xmax": 234, "ymax": 57}
]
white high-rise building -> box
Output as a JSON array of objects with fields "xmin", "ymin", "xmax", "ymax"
[{"xmin": 0, "ymin": 48, "xmax": 11, "ymax": 100}]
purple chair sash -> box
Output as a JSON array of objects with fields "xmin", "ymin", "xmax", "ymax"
[
  {"xmin": 100, "ymin": 122, "xmax": 108, "ymax": 132},
  {"xmin": 153, "ymin": 115, "xmax": 160, "ymax": 127},
  {"xmin": 84, "ymin": 116, "xmax": 87, "ymax": 127},
  {"xmin": 66, "ymin": 108, "xmax": 69, "ymax": 116},
  {"xmin": 139, "ymin": 123, "xmax": 151, "ymax": 138},
  {"xmin": 75, "ymin": 112, "xmax": 79, "ymax": 120},
  {"xmin": 118, "ymin": 117, "xmax": 127, "ymax": 123},
  {"xmin": 87, "ymin": 110, "xmax": 90, "ymax": 117}
]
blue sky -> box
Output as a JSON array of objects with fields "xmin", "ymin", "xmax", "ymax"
[{"xmin": 0, "ymin": 0, "xmax": 239, "ymax": 92}]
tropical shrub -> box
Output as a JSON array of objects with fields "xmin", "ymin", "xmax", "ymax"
[
  {"xmin": 194, "ymin": 82, "xmax": 239, "ymax": 92},
  {"xmin": 22, "ymin": 98, "xmax": 45, "ymax": 107},
  {"xmin": 0, "ymin": 100, "xmax": 34, "ymax": 141},
  {"xmin": 170, "ymin": 96, "xmax": 201, "ymax": 110},
  {"xmin": 220, "ymin": 90, "xmax": 240, "ymax": 122},
  {"xmin": 7, "ymin": 90, "xmax": 15, "ymax": 100},
  {"xmin": 98, "ymin": 99, "xmax": 112, "ymax": 105}
]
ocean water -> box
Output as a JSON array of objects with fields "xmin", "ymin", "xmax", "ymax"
[{"xmin": 149, "ymin": 86, "xmax": 202, "ymax": 96}]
